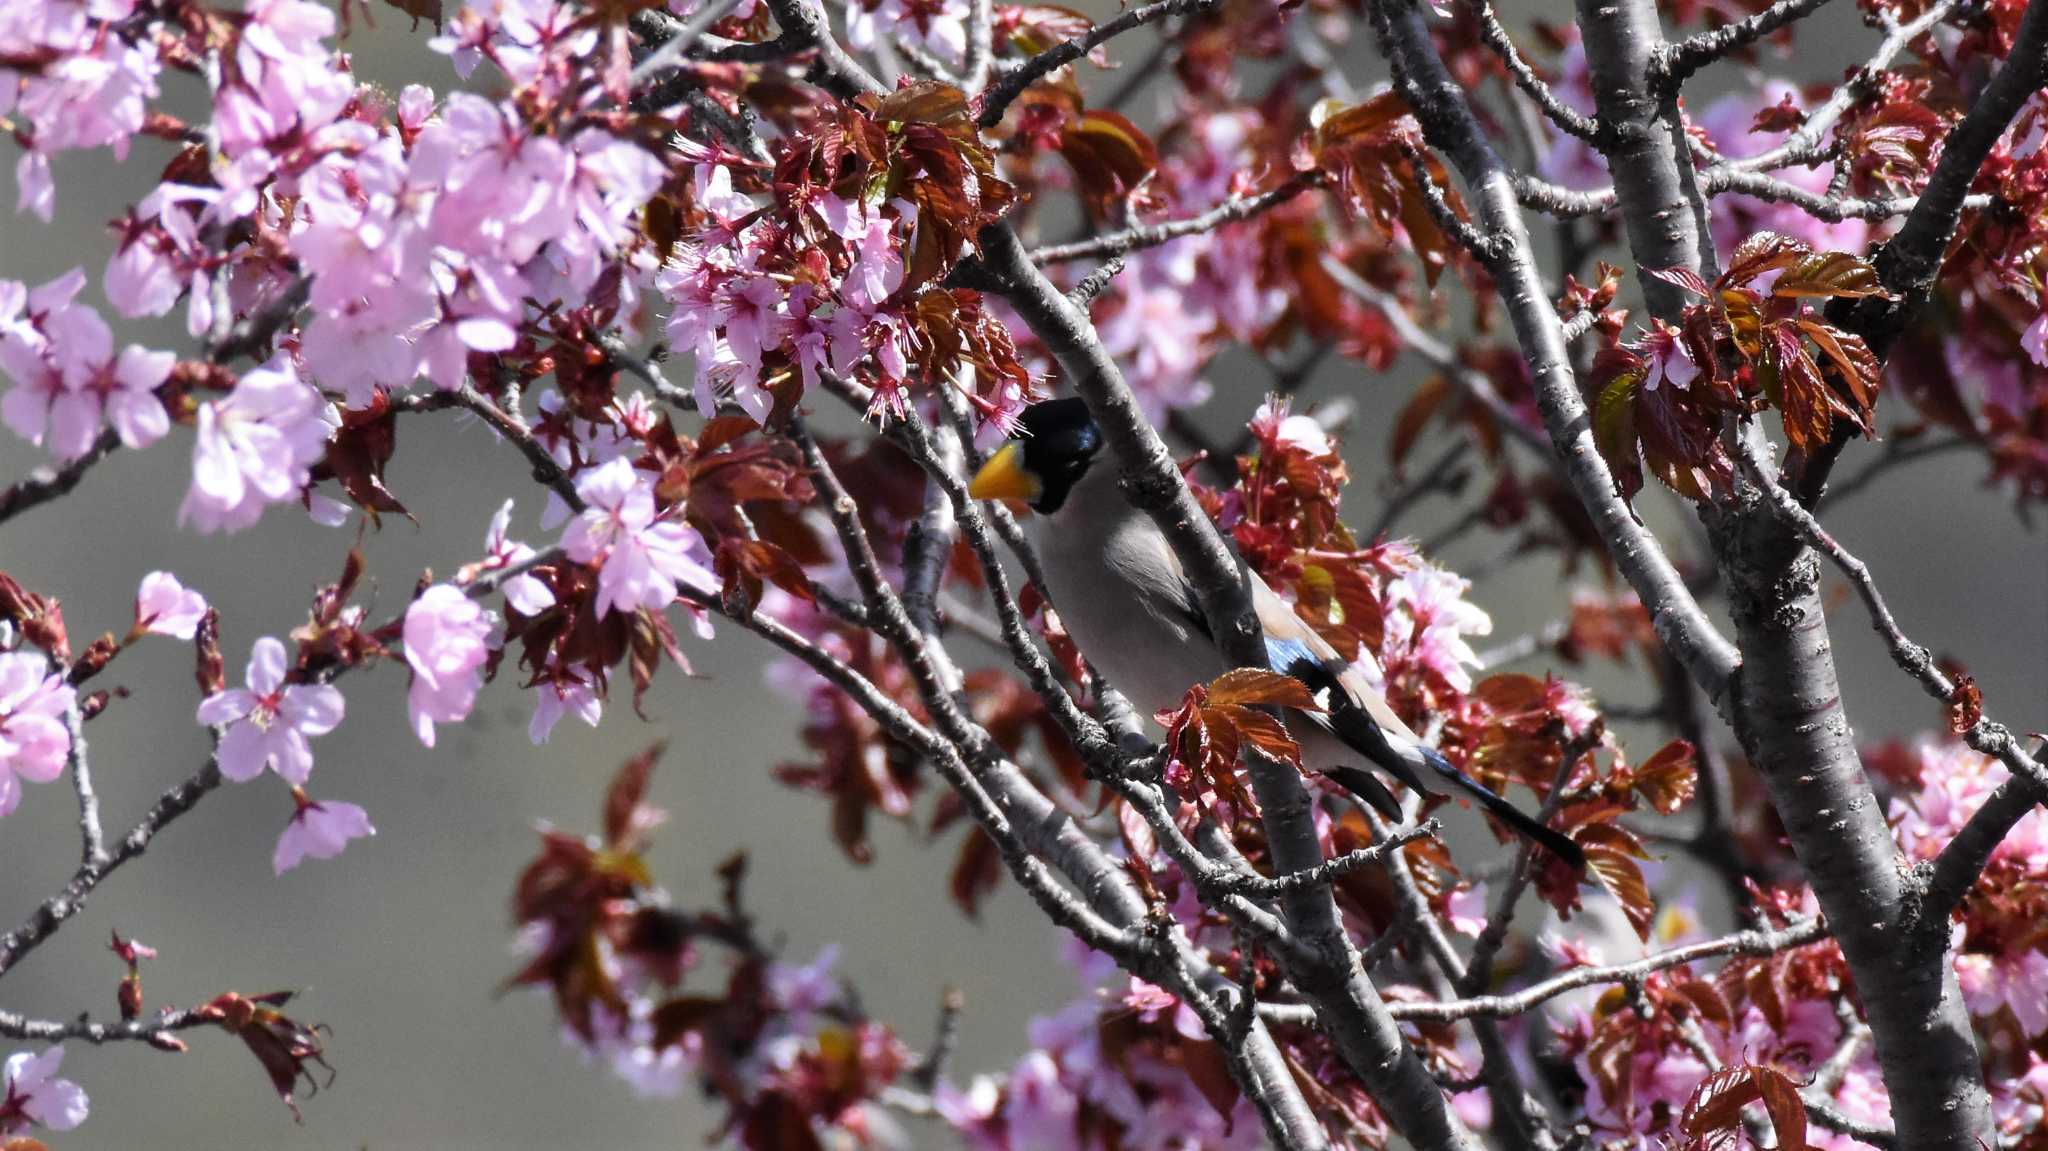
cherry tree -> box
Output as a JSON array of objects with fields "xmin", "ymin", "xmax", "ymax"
[{"xmin": 0, "ymin": 0, "xmax": 2045, "ymax": 1146}]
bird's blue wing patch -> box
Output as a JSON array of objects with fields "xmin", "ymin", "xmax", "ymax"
[{"xmin": 1263, "ymin": 635, "xmax": 1320, "ymax": 678}]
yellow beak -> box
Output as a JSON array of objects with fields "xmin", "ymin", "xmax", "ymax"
[{"xmin": 968, "ymin": 442, "xmax": 1042, "ymax": 503}]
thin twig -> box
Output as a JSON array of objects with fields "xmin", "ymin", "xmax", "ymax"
[
  {"xmin": 1734, "ymin": 437, "xmax": 2048, "ymax": 794},
  {"xmin": 63, "ymin": 694, "xmax": 106, "ymax": 868},
  {"xmin": 1264, "ymin": 917, "xmax": 1830, "ymax": 1025},
  {"xmin": 977, "ymin": 0, "xmax": 1221, "ymax": 127},
  {"xmin": 1728, "ymin": 0, "xmax": 1959, "ymax": 173},
  {"xmin": 1030, "ymin": 173, "xmax": 1324, "ymax": 264},
  {"xmin": 1472, "ymin": 1, "xmax": 1600, "ymax": 143},
  {"xmin": 1318, "ymin": 256, "xmax": 1551, "ymax": 457},
  {"xmin": 0, "ymin": 428, "xmax": 120, "ymax": 528},
  {"xmin": 629, "ymin": 0, "xmax": 741, "ymax": 87}
]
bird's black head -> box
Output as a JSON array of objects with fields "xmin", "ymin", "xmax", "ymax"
[{"xmin": 968, "ymin": 397, "xmax": 1103, "ymax": 514}]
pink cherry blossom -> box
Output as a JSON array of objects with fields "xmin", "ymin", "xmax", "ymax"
[
  {"xmin": 178, "ymin": 359, "xmax": 340, "ymax": 533},
  {"xmin": 403, "ymin": 584, "xmax": 496, "ymax": 747},
  {"xmin": 845, "ymin": 0, "xmax": 969, "ymax": 67},
  {"xmin": 0, "ymin": 652, "xmax": 75, "ymax": 818},
  {"xmin": 0, "ymin": 1046, "xmax": 87, "ymax": 1134},
  {"xmin": 561, "ymin": 457, "xmax": 716, "ymax": 618},
  {"xmin": 1095, "ymin": 267, "xmax": 1218, "ymax": 420},
  {"xmin": 529, "ymin": 674, "xmax": 602, "ymax": 744},
  {"xmin": 196, "ymin": 637, "xmax": 345, "ymax": 785},
  {"xmin": 1381, "ymin": 564, "xmax": 1493, "ymax": 694},
  {"xmin": 2023, "ymin": 312, "xmax": 2048, "ymax": 369},
  {"xmin": 0, "ymin": 268, "xmax": 117, "ymax": 459},
  {"xmin": 1632, "ymin": 321, "xmax": 1699, "ymax": 392},
  {"xmin": 132, "ymin": 571, "xmax": 209, "ymax": 640},
  {"xmin": 273, "ymin": 791, "xmax": 376, "ymax": 874},
  {"xmin": 461, "ymin": 500, "xmax": 557, "ymax": 615}
]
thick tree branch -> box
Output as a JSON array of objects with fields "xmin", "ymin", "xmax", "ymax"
[
  {"xmin": 1572, "ymin": 0, "xmax": 1719, "ymax": 314},
  {"xmin": 1367, "ymin": 0, "xmax": 1739, "ymax": 710},
  {"xmin": 1923, "ymin": 775, "xmax": 2042, "ymax": 925},
  {"xmin": 1797, "ymin": 0, "xmax": 2044, "ymax": 503},
  {"xmin": 764, "ymin": 0, "xmax": 887, "ymax": 97},
  {"xmin": 1712, "ymin": 439, "xmax": 1996, "ymax": 1148},
  {"xmin": 1733, "ymin": 439, "xmax": 2046, "ymax": 793}
]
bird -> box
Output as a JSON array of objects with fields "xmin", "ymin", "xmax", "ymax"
[{"xmin": 967, "ymin": 396, "xmax": 1584, "ymax": 868}]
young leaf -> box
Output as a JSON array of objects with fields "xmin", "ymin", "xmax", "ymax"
[
  {"xmin": 1773, "ymin": 251, "xmax": 1886, "ymax": 300},
  {"xmin": 1207, "ymin": 667, "xmax": 1320, "ymax": 710}
]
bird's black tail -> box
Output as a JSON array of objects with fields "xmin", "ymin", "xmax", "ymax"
[{"xmin": 1416, "ymin": 747, "xmax": 1584, "ymax": 869}]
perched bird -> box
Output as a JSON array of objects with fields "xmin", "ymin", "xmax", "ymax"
[{"xmin": 968, "ymin": 397, "xmax": 1583, "ymax": 868}]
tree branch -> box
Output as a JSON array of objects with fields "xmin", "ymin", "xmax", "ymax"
[
  {"xmin": 0, "ymin": 428, "xmax": 120, "ymax": 528},
  {"xmin": 0, "ymin": 1008, "xmax": 207, "ymax": 1048},
  {"xmin": 976, "ymin": 0, "xmax": 1220, "ymax": 128},
  {"xmin": 1660, "ymin": 0, "xmax": 1837, "ymax": 87},
  {"xmin": 1868, "ymin": 0, "xmax": 2048, "ymax": 313},
  {"xmin": 1262, "ymin": 917, "xmax": 1829, "ymax": 1025},
  {"xmin": 1367, "ymin": 0, "xmax": 1739, "ymax": 709},
  {"xmin": 1923, "ymin": 774, "xmax": 2042, "ymax": 925},
  {"xmin": 1473, "ymin": 2, "xmax": 1600, "ymax": 143},
  {"xmin": 1726, "ymin": 0, "xmax": 1960, "ymax": 173},
  {"xmin": 0, "ymin": 752, "xmax": 224, "ymax": 980},
  {"xmin": 1733, "ymin": 437, "xmax": 2047, "ymax": 794},
  {"xmin": 1030, "ymin": 172, "xmax": 1324, "ymax": 265}
]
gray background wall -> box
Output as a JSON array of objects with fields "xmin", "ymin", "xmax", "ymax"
[{"xmin": 0, "ymin": 4, "xmax": 2040, "ymax": 1147}]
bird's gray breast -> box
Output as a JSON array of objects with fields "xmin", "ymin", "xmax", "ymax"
[{"xmin": 1025, "ymin": 475, "xmax": 1227, "ymax": 719}]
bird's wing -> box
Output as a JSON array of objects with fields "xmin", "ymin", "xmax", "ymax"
[
  {"xmin": 1247, "ymin": 575, "xmax": 1423, "ymax": 746},
  {"xmin": 1147, "ymin": 545, "xmax": 1421, "ymax": 744}
]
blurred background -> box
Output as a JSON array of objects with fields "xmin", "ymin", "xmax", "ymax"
[{"xmin": 0, "ymin": 2, "xmax": 2041, "ymax": 1148}]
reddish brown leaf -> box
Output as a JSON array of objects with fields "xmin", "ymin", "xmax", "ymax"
[
  {"xmin": 1720, "ymin": 231, "xmax": 1813, "ymax": 289},
  {"xmin": 1633, "ymin": 740, "xmax": 1697, "ymax": 815},
  {"xmin": 1648, "ymin": 265, "xmax": 1714, "ymax": 299},
  {"xmin": 1311, "ymin": 92, "xmax": 1409, "ymax": 147},
  {"xmin": 1578, "ymin": 821, "xmax": 1655, "ymax": 941},
  {"xmin": 1389, "ymin": 374, "xmax": 1450, "ymax": 470},
  {"xmin": 319, "ymin": 395, "xmax": 411, "ymax": 524},
  {"xmin": 949, "ymin": 829, "xmax": 1003, "ymax": 918},
  {"xmin": 1681, "ymin": 1064, "xmax": 1764, "ymax": 1139},
  {"xmin": 1751, "ymin": 92, "xmax": 1807, "ymax": 133},
  {"xmin": 1219, "ymin": 705, "xmax": 1303, "ymax": 768},
  {"xmin": 1057, "ymin": 109, "xmax": 1159, "ymax": 216},
  {"xmin": 1773, "ymin": 251, "xmax": 1886, "ymax": 300},
  {"xmin": 1754, "ymin": 1064, "xmax": 1811, "ymax": 1151},
  {"xmin": 1206, "ymin": 668, "xmax": 1320, "ymax": 710},
  {"xmin": 1178, "ymin": 1038, "xmax": 1242, "ymax": 1127},
  {"xmin": 1948, "ymin": 673, "xmax": 1983, "ymax": 734},
  {"xmin": 871, "ymin": 80, "xmax": 971, "ymax": 124},
  {"xmin": 1769, "ymin": 322, "xmax": 1836, "ymax": 454},
  {"xmin": 603, "ymin": 741, "xmax": 666, "ymax": 849}
]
